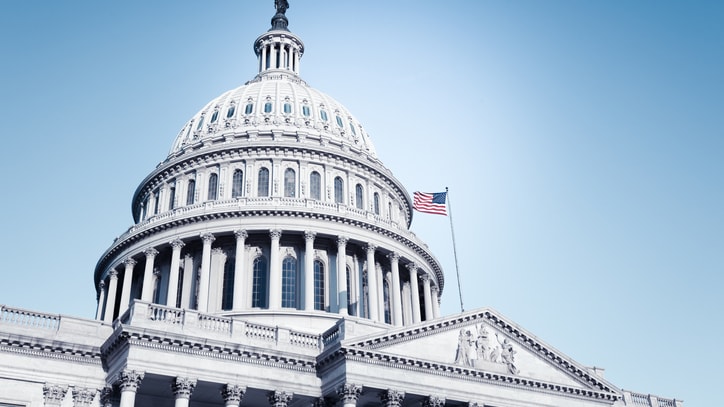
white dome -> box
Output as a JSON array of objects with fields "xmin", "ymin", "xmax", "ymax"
[{"xmin": 169, "ymin": 71, "xmax": 377, "ymax": 158}]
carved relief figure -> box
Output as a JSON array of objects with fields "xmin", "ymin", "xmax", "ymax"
[
  {"xmin": 475, "ymin": 324, "xmax": 490, "ymax": 362},
  {"xmin": 454, "ymin": 328, "xmax": 474, "ymax": 367},
  {"xmin": 454, "ymin": 324, "xmax": 520, "ymax": 375},
  {"xmin": 495, "ymin": 333, "xmax": 519, "ymax": 375}
]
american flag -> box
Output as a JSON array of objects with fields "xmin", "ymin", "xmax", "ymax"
[{"xmin": 413, "ymin": 191, "xmax": 447, "ymax": 215}]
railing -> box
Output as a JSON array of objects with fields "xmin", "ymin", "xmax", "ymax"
[
  {"xmin": 321, "ymin": 324, "xmax": 341, "ymax": 347},
  {"xmin": 198, "ymin": 313, "xmax": 231, "ymax": 333},
  {"xmin": 146, "ymin": 303, "xmax": 184, "ymax": 324},
  {"xmin": 244, "ymin": 322, "xmax": 276, "ymax": 342},
  {"xmin": 289, "ymin": 331, "xmax": 320, "ymax": 349},
  {"xmin": 624, "ymin": 391, "xmax": 680, "ymax": 407},
  {"xmin": 0, "ymin": 305, "xmax": 60, "ymax": 330}
]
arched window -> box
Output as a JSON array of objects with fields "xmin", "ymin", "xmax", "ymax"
[
  {"xmin": 153, "ymin": 189, "xmax": 160, "ymax": 215},
  {"xmin": 310, "ymin": 171, "xmax": 321, "ymax": 200},
  {"xmin": 258, "ymin": 167, "xmax": 270, "ymax": 197},
  {"xmin": 207, "ymin": 173, "xmax": 218, "ymax": 201},
  {"xmin": 232, "ymin": 169, "xmax": 244, "ymax": 198},
  {"xmin": 284, "ymin": 168, "xmax": 296, "ymax": 198},
  {"xmin": 373, "ymin": 192, "xmax": 380, "ymax": 215},
  {"xmin": 221, "ymin": 257, "xmax": 235, "ymax": 311},
  {"xmin": 282, "ymin": 256, "xmax": 297, "ymax": 308},
  {"xmin": 314, "ymin": 260, "xmax": 325, "ymax": 311},
  {"xmin": 245, "ymin": 103, "xmax": 254, "ymax": 114},
  {"xmin": 226, "ymin": 105, "xmax": 236, "ymax": 118},
  {"xmin": 264, "ymin": 102, "xmax": 273, "ymax": 113},
  {"xmin": 252, "ymin": 256, "xmax": 268, "ymax": 308},
  {"xmin": 334, "ymin": 176, "xmax": 344, "ymax": 204},
  {"xmin": 168, "ymin": 185, "xmax": 176, "ymax": 210},
  {"xmin": 210, "ymin": 110, "xmax": 219, "ymax": 124},
  {"xmin": 355, "ymin": 184, "xmax": 363, "ymax": 209},
  {"xmin": 186, "ymin": 179, "xmax": 196, "ymax": 205}
]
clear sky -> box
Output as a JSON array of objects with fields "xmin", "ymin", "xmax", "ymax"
[{"xmin": 1, "ymin": 1, "xmax": 722, "ymax": 405}]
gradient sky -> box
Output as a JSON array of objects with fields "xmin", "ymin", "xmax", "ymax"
[{"xmin": 1, "ymin": 1, "xmax": 722, "ymax": 406}]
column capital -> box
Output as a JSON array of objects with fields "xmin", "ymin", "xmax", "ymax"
[
  {"xmin": 304, "ymin": 230, "xmax": 317, "ymax": 241},
  {"xmin": 123, "ymin": 257, "xmax": 137, "ymax": 267},
  {"xmin": 170, "ymin": 238, "xmax": 186, "ymax": 249},
  {"xmin": 201, "ymin": 232, "xmax": 216, "ymax": 244},
  {"xmin": 109, "ymin": 269, "xmax": 119, "ymax": 279},
  {"xmin": 72, "ymin": 387, "xmax": 97, "ymax": 407},
  {"xmin": 118, "ymin": 370, "xmax": 144, "ymax": 392},
  {"xmin": 99, "ymin": 387, "xmax": 113, "ymax": 407},
  {"xmin": 234, "ymin": 229, "xmax": 248, "ymax": 240},
  {"xmin": 420, "ymin": 273, "xmax": 431, "ymax": 283},
  {"xmin": 43, "ymin": 384, "xmax": 68, "ymax": 405},
  {"xmin": 212, "ymin": 247, "xmax": 226, "ymax": 255},
  {"xmin": 143, "ymin": 247, "xmax": 159, "ymax": 258},
  {"xmin": 380, "ymin": 389, "xmax": 405, "ymax": 406},
  {"xmin": 270, "ymin": 229, "xmax": 282, "ymax": 240},
  {"xmin": 365, "ymin": 243, "xmax": 377, "ymax": 253},
  {"xmin": 337, "ymin": 235, "xmax": 349, "ymax": 246},
  {"xmin": 221, "ymin": 384, "xmax": 246, "ymax": 404},
  {"xmin": 313, "ymin": 397, "xmax": 329, "ymax": 407},
  {"xmin": 387, "ymin": 251, "xmax": 400, "ymax": 262},
  {"xmin": 405, "ymin": 262, "xmax": 419, "ymax": 272},
  {"xmin": 153, "ymin": 267, "xmax": 162, "ymax": 277},
  {"xmin": 171, "ymin": 377, "xmax": 197, "ymax": 399},
  {"xmin": 431, "ymin": 285, "xmax": 440, "ymax": 294},
  {"xmin": 268, "ymin": 390, "xmax": 293, "ymax": 407},
  {"xmin": 99, "ymin": 281, "xmax": 106, "ymax": 290},
  {"xmin": 423, "ymin": 396, "xmax": 446, "ymax": 407},
  {"xmin": 337, "ymin": 383, "xmax": 362, "ymax": 403}
]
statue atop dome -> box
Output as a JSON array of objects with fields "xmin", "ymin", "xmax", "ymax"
[{"xmin": 271, "ymin": 0, "xmax": 290, "ymax": 31}]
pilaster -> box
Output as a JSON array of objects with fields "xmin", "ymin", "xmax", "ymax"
[
  {"xmin": 233, "ymin": 230, "xmax": 248, "ymax": 311},
  {"xmin": 104, "ymin": 270, "xmax": 119, "ymax": 322},
  {"xmin": 304, "ymin": 231, "xmax": 316, "ymax": 311},
  {"xmin": 365, "ymin": 244, "xmax": 379, "ymax": 321},
  {"xmin": 269, "ymin": 229, "xmax": 283, "ymax": 309},
  {"xmin": 388, "ymin": 252, "xmax": 402, "ymax": 326},
  {"xmin": 119, "ymin": 257, "xmax": 137, "ymax": 314},
  {"xmin": 406, "ymin": 262, "xmax": 421, "ymax": 323}
]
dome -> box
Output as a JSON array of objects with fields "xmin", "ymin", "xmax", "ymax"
[{"xmin": 168, "ymin": 71, "xmax": 377, "ymax": 159}]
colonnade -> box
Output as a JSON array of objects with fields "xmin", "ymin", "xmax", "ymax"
[
  {"xmin": 97, "ymin": 229, "xmax": 441, "ymax": 325},
  {"xmin": 258, "ymin": 38, "xmax": 301, "ymax": 75}
]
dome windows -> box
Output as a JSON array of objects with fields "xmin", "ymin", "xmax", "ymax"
[
  {"xmin": 186, "ymin": 180, "xmax": 196, "ymax": 205},
  {"xmin": 284, "ymin": 168, "xmax": 296, "ymax": 198},
  {"xmin": 355, "ymin": 184, "xmax": 364, "ymax": 209},
  {"xmin": 207, "ymin": 173, "xmax": 219, "ymax": 201},
  {"xmin": 310, "ymin": 171, "xmax": 321, "ymax": 200},
  {"xmin": 196, "ymin": 115, "xmax": 205, "ymax": 131},
  {"xmin": 232, "ymin": 169, "xmax": 244, "ymax": 198},
  {"xmin": 245, "ymin": 103, "xmax": 254, "ymax": 115},
  {"xmin": 334, "ymin": 176, "xmax": 344, "ymax": 204},
  {"xmin": 349, "ymin": 122, "xmax": 357, "ymax": 136},
  {"xmin": 320, "ymin": 109, "xmax": 328, "ymax": 122},
  {"xmin": 302, "ymin": 105, "xmax": 311, "ymax": 117},
  {"xmin": 258, "ymin": 167, "xmax": 270, "ymax": 197},
  {"xmin": 226, "ymin": 104, "xmax": 236, "ymax": 118},
  {"xmin": 336, "ymin": 115, "xmax": 344, "ymax": 129},
  {"xmin": 210, "ymin": 110, "xmax": 219, "ymax": 124}
]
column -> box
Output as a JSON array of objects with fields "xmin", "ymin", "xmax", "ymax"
[
  {"xmin": 423, "ymin": 396, "xmax": 446, "ymax": 407},
  {"xmin": 118, "ymin": 370, "xmax": 144, "ymax": 407},
  {"xmin": 406, "ymin": 263, "xmax": 421, "ymax": 323},
  {"xmin": 197, "ymin": 233, "xmax": 215, "ymax": 312},
  {"xmin": 421, "ymin": 273, "xmax": 433, "ymax": 321},
  {"xmin": 166, "ymin": 239, "xmax": 185, "ymax": 307},
  {"xmin": 43, "ymin": 384, "xmax": 68, "ymax": 406},
  {"xmin": 376, "ymin": 264, "xmax": 385, "ymax": 322},
  {"xmin": 431, "ymin": 286, "xmax": 441, "ymax": 319},
  {"xmin": 171, "ymin": 377, "xmax": 196, "ymax": 407},
  {"xmin": 141, "ymin": 248, "xmax": 159, "ymax": 303},
  {"xmin": 337, "ymin": 383, "xmax": 362, "ymax": 407},
  {"xmin": 268, "ymin": 390, "xmax": 293, "ymax": 407},
  {"xmin": 268, "ymin": 229, "xmax": 283, "ymax": 309},
  {"xmin": 104, "ymin": 270, "xmax": 118, "ymax": 322},
  {"xmin": 304, "ymin": 231, "xmax": 316, "ymax": 311},
  {"xmin": 380, "ymin": 389, "xmax": 405, "ymax": 407},
  {"xmin": 119, "ymin": 258, "xmax": 137, "ymax": 313},
  {"xmin": 72, "ymin": 387, "xmax": 97, "ymax": 407},
  {"xmin": 96, "ymin": 281, "xmax": 106, "ymax": 320},
  {"xmin": 337, "ymin": 236, "xmax": 349, "ymax": 315},
  {"xmin": 221, "ymin": 384, "xmax": 246, "ymax": 407},
  {"xmin": 365, "ymin": 244, "xmax": 379, "ymax": 321},
  {"xmin": 261, "ymin": 44, "xmax": 267, "ymax": 71},
  {"xmin": 99, "ymin": 387, "xmax": 113, "ymax": 407},
  {"xmin": 388, "ymin": 252, "xmax": 402, "ymax": 326},
  {"xmin": 233, "ymin": 230, "xmax": 248, "ymax": 311},
  {"xmin": 270, "ymin": 43, "xmax": 277, "ymax": 69}
]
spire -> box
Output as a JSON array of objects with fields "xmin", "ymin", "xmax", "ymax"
[
  {"xmin": 271, "ymin": 0, "xmax": 290, "ymax": 31},
  {"xmin": 253, "ymin": 0, "xmax": 304, "ymax": 76}
]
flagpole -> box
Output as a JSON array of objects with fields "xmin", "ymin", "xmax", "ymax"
[{"xmin": 446, "ymin": 187, "xmax": 465, "ymax": 313}]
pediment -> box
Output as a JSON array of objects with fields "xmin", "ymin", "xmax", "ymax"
[{"xmin": 344, "ymin": 308, "xmax": 618, "ymax": 395}]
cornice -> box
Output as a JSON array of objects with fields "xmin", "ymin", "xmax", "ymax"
[
  {"xmin": 0, "ymin": 335, "xmax": 102, "ymax": 365},
  {"xmin": 94, "ymin": 207, "xmax": 444, "ymax": 291},
  {"xmin": 101, "ymin": 327, "xmax": 317, "ymax": 374}
]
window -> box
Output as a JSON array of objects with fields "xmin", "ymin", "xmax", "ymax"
[
  {"xmin": 232, "ymin": 169, "xmax": 244, "ymax": 198},
  {"xmin": 388, "ymin": 202, "xmax": 393, "ymax": 219},
  {"xmin": 210, "ymin": 110, "xmax": 219, "ymax": 123},
  {"xmin": 196, "ymin": 116, "xmax": 204, "ymax": 131},
  {"xmin": 355, "ymin": 184, "xmax": 363, "ymax": 209},
  {"xmin": 334, "ymin": 176, "xmax": 344, "ymax": 204},
  {"xmin": 153, "ymin": 189, "xmax": 160, "ymax": 215},
  {"xmin": 349, "ymin": 122, "xmax": 356, "ymax": 136},
  {"xmin": 221, "ymin": 258, "xmax": 235, "ymax": 310},
  {"xmin": 373, "ymin": 192, "xmax": 380, "ymax": 215},
  {"xmin": 168, "ymin": 185, "xmax": 176, "ymax": 210},
  {"xmin": 284, "ymin": 168, "xmax": 296, "ymax": 198},
  {"xmin": 186, "ymin": 179, "xmax": 196, "ymax": 205},
  {"xmin": 302, "ymin": 105, "xmax": 311, "ymax": 117},
  {"xmin": 314, "ymin": 260, "xmax": 325, "ymax": 311},
  {"xmin": 226, "ymin": 105, "xmax": 236, "ymax": 118},
  {"xmin": 252, "ymin": 256, "xmax": 268, "ymax": 308},
  {"xmin": 346, "ymin": 266, "xmax": 353, "ymax": 315},
  {"xmin": 283, "ymin": 103, "xmax": 292, "ymax": 114},
  {"xmin": 282, "ymin": 256, "xmax": 297, "ymax": 308},
  {"xmin": 245, "ymin": 103, "xmax": 254, "ymax": 114},
  {"xmin": 320, "ymin": 110, "xmax": 328, "ymax": 122},
  {"xmin": 257, "ymin": 167, "xmax": 270, "ymax": 197},
  {"xmin": 383, "ymin": 279, "xmax": 391, "ymax": 324},
  {"xmin": 264, "ymin": 102, "xmax": 273, "ymax": 113},
  {"xmin": 207, "ymin": 173, "xmax": 218, "ymax": 201},
  {"xmin": 336, "ymin": 115, "xmax": 344, "ymax": 128},
  {"xmin": 310, "ymin": 171, "xmax": 321, "ymax": 200}
]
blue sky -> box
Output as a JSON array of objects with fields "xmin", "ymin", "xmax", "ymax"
[{"xmin": 1, "ymin": 1, "xmax": 722, "ymax": 405}]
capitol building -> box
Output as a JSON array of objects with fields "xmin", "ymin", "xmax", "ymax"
[{"xmin": 0, "ymin": 3, "xmax": 681, "ymax": 407}]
